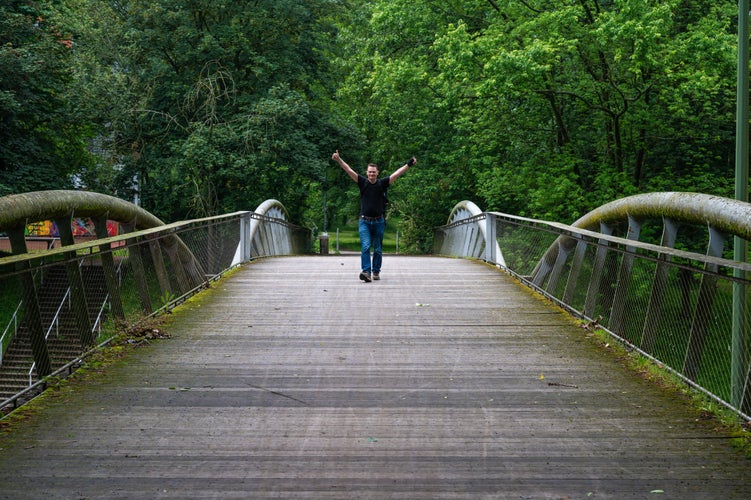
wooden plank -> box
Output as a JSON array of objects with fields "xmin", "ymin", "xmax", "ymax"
[{"xmin": 0, "ymin": 255, "xmax": 750, "ymax": 498}]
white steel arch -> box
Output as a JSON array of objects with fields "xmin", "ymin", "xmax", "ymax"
[{"xmin": 443, "ymin": 201, "xmax": 505, "ymax": 266}]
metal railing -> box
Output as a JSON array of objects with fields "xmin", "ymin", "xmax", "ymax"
[
  {"xmin": 0, "ymin": 303, "xmax": 21, "ymax": 366},
  {"xmin": 0, "ymin": 204, "xmax": 310, "ymax": 409},
  {"xmin": 435, "ymin": 203, "xmax": 751, "ymax": 419}
]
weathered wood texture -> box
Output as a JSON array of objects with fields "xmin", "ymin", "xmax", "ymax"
[{"xmin": 1, "ymin": 255, "xmax": 750, "ymax": 498}]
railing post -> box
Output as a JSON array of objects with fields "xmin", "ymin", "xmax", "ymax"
[
  {"xmin": 55, "ymin": 216, "xmax": 95, "ymax": 347},
  {"xmin": 735, "ymin": 0, "xmax": 750, "ymax": 417},
  {"xmin": 123, "ymin": 225, "xmax": 153, "ymax": 315},
  {"xmin": 242, "ymin": 213, "xmax": 251, "ymax": 263},
  {"xmin": 484, "ymin": 213, "xmax": 497, "ymax": 264},
  {"xmin": 93, "ymin": 217, "xmax": 125, "ymax": 321},
  {"xmin": 7, "ymin": 226, "xmax": 52, "ymax": 378},
  {"xmin": 609, "ymin": 215, "xmax": 642, "ymax": 336},
  {"xmin": 641, "ymin": 217, "xmax": 678, "ymax": 353},
  {"xmin": 683, "ymin": 226, "xmax": 726, "ymax": 382},
  {"xmin": 584, "ymin": 223, "xmax": 614, "ymax": 318}
]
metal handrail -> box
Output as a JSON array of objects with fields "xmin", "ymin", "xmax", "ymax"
[
  {"xmin": 91, "ymin": 295, "xmax": 107, "ymax": 339},
  {"xmin": 91, "ymin": 260, "xmax": 124, "ymax": 338},
  {"xmin": 29, "ymin": 288, "xmax": 71, "ymax": 385},
  {"xmin": 0, "ymin": 302, "xmax": 21, "ymax": 366},
  {"xmin": 27, "ymin": 260, "xmax": 84, "ymax": 384},
  {"xmin": 47, "ymin": 288, "xmax": 71, "ymax": 340},
  {"xmin": 1, "ymin": 266, "xmax": 44, "ymax": 368}
]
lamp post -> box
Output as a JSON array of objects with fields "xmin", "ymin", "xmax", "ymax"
[{"xmin": 320, "ymin": 163, "xmax": 329, "ymax": 255}]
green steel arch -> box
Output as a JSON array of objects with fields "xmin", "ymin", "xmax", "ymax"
[
  {"xmin": 0, "ymin": 190, "xmax": 164, "ymax": 233},
  {"xmin": 571, "ymin": 191, "xmax": 751, "ymax": 240},
  {"xmin": 535, "ymin": 192, "xmax": 751, "ymax": 286}
]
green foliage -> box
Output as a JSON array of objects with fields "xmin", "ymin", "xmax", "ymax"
[
  {"xmin": 0, "ymin": 0, "xmax": 742, "ymax": 253},
  {"xmin": 21, "ymin": 0, "xmax": 359, "ymax": 225},
  {"xmin": 0, "ymin": 0, "xmax": 89, "ymax": 195},
  {"xmin": 107, "ymin": 0, "xmax": 350, "ymax": 221},
  {"xmin": 333, "ymin": 0, "xmax": 739, "ymax": 244}
]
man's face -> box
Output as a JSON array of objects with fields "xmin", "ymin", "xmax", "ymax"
[{"xmin": 366, "ymin": 166, "xmax": 379, "ymax": 183}]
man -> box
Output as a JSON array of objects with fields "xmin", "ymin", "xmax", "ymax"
[{"xmin": 332, "ymin": 150, "xmax": 416, "ymax": 282}]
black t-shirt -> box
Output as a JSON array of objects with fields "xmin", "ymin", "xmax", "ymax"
[{"xmin": 358, "ymin": 175, "xmax": 390, "ymax": 218}]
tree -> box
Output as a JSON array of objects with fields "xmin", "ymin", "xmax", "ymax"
[
  {"xmin": 59, "ymin": 0, "xmax": 142, "ymax": 202},
  {"xmin": 100, "ymin": 0, "xmax": 352, "ymax": 223},
  {"xmin": 0, "ymin": 0, "xmax": 88, "ymax": 196},
  {"xmin": 334, "ymin": 0, "xmax": 492, "ymax": 251},
  {"xmin": 1, "ymin": 0, "xmax": 739, "ymax": 255},
  {"xmin": 333, "ymin": 0, "xmax": 739, "ymax": 249}
]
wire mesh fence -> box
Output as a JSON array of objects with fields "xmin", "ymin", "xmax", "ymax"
[
  {"xmin": 435, "ymin": 212, "xmax": 751, "ymax": 419},
  {"xmin": 0, "ymin": 211, "xmax": 311, "ymax": 409}
]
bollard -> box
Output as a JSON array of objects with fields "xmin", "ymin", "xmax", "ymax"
[{"xmin": 319, "ymin": 232, "xmax": 329, "ymax": 255}]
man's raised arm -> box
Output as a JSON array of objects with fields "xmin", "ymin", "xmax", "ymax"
[
  {"xmin": 389, "ymin": 156, "xmax": 417, "ymax": 184},
  {"xmin": 332, "ymin": 150, "xmax": 358, "ymax": 182}
]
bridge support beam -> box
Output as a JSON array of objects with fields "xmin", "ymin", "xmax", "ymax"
[
  {"xmin": 148, "ymin": 238, "xmax": 172, "ymax": 300},
  {"xmin": 641, "ymin": 218, "xmax": 678, "ymax": 353},
  {"xmin": 93, "ymin": 217, "xmax": 125, "ymax": 321},
  {"xmin": 584, "ymin": 223, "xmax": 614, "ymax": 318},
  {"xmin": 484, "ymin": 214, "xmax": 497, "ymax": 264},
  {"xmin": 541, "ymin": 238, "xmax": 574, "ymax": 295},
  {"xmin": 609, "ymin": 216, "xmax": 642, "ymax": 336},
  {"xmin": 563, "ymin": 238, "xmax": 587, "ymax": 306},
  {"xmin": 55, "ymin": 216, "xmax": 95, "ymax": 348},
  {"xmin": 7, "ymin": 227, "xmax": 52, "ymax": 378},
  {"xmin": 162, "ymin": 239, "xmax": 192, "ymax": 295},
  {"xmin": 123, "ymin": 225, "xmax": 153, "ymax": 315},
  {"xmin": 683, "ymin": 227, "xmax": 726, "ymax": 381}
]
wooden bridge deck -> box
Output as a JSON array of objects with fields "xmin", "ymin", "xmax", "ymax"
[{"xmin": 1, "ymin": 255, "xmax": 750, "ymax": 498}]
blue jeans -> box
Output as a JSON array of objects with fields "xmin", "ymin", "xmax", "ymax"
[{"xmin": 359, "ymin": 217, "xmax": 385, "ymax": 273}]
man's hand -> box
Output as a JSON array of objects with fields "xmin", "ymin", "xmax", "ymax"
[
  {"xmin": 332, "ymin": 150, "xmax": 341, "ymax": 162},
  {"xmin": 406, "ymin": 157, "xmax": 417, "ymax": 167}
]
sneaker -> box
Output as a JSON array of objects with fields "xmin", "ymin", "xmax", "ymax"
[
  {"xmin": 359, "ymin": 271, "xmax": 372, "ymax": 283},
  {"xmin": 372, "ymin": 272, "xmax": 380, "ymax": 280}
]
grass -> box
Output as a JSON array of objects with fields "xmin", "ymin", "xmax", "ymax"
[{"xmin": 321, "ymin": 217, "xmax": 402, "ymax": 254}]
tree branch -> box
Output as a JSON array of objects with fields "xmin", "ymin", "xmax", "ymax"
[{"xmin": 516, "ymin": 0, "xmax": 543, "ymax": 14}]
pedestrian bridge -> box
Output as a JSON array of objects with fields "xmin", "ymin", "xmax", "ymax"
[{"xmin": 1, "ymin": 190, "xmax": 751, "ymax": 497}]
